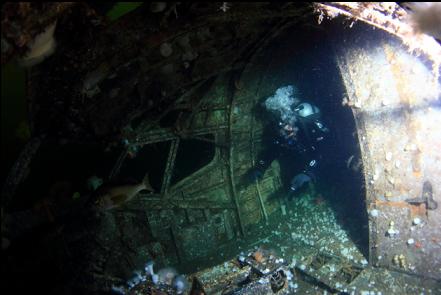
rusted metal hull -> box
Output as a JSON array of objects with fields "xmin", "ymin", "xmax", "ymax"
[{"xmin": 336, "ymin": 25, "xmax": 441, "ymax": 280}]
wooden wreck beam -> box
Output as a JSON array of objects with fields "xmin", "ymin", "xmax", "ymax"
[
  {"xmin": 226, "ymin": 70, "xmax": 246, "ymax": 237},
  {"xmin": 161, "ymin": 138, "xmax": 180, "ymax": 195},
  {"xmin": 1, "ymin": 136, "xmax": 43, "ymax": 208},
  {"xmin": 108, "ymin": 148, "xmax": 128, "ymax": 180},
  {"xmin": 134, "ymin": 126, "xmax": 227, "ymax": 145},
  {"xmin": 255, "ymin": 181, "xmax": 269, "ymax": 223},
  {"xmin": 126, "ymin": 197, "xmax": 235, "ymax": 210}
]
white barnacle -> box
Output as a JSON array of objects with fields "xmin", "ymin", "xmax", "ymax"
[
  {"xmin": 413, "ymin": 217, "xmax": 422, "ymax": 225},
  {"xmin": 370, "ymin": 209, "xmax": 379, "ymax": 217},
  {"xmin": 385, "ymin": 152, "xmax": 393, "ymax": 161}
]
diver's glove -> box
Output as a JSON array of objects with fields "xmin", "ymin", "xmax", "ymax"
[
  {"xmin": 254, "ymin": 159, "xmax": 270, "ymax": 180},
  {"xmin": 248, "ymin": 167, "xmax": 264, "ymax": 182},
  {"xmin": 239, "ymin": 163, "xmax": 266, "ymax": 188}
]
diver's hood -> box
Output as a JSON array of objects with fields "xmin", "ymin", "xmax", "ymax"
[{"xmin": 293, "ymin": 102, "xmax": 320, "ymax": 118}]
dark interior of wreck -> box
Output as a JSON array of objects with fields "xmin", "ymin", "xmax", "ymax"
[{"xmin": 2, "ymin": 2, "xmax": 441, "ymax": 295}]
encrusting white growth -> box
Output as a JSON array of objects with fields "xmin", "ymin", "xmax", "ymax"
[
  {"xmin": 152, "ymin": 274, "xmax": 159, "ymax": 285},
  {"xmin": 172, "ymin": 275, "xmax": 189, "ymax": 294},
  {"xmin": 18, "ymin": 21, "xmax": 57, "ymax": 67},
  {"xmin": 145, "ymin": 261, "xmax": 155, "ymax": 276},
  {"xmin": 157, "ymin": 267, "xmax": 178, "ymax": 285},
  {"xmin": 412, "ymin": 217, "xmax": 422, "ymax": 225},
  {"xmin": 369, "ymin": 209, "xmax": 379, "ymax": 217},
  {"xmin": 387, "ymin": 221, "xmax": 399, "ymax": 237}
]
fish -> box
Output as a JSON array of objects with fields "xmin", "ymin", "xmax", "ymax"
[
  {"xmin": 93, "ymin": 174, "xmax": 154, "ymax": 210},
  {"xmin": 346, "ymin": 155, "xmax": 355, "ymax": 169},
  {"xmin": 87, "ymin": 175, "xmax": 104, "ymax": 191},
  {"xmin": 18, "ymin": 21, "xmax": 57, "ymax": 67},
  {"xmin": 172, "ymin": 275, "xmax": 189, "ymax": 294},
  {"xmin": 346, "ymin": 155, "xmax": 362, "ymax": 172}
]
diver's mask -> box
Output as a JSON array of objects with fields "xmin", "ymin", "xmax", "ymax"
[{"xmin": 293, "ymin": 102, "xmax": 320, "ymax": 118}]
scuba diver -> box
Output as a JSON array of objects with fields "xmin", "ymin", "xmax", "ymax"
[{"xmin": 244, "ymin": 92, "xmax": 329, "ymax": 200}]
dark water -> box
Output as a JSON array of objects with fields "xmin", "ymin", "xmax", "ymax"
[{"xmin": 10, "ymin": 141, "xmax": 122, "ymax": 210}]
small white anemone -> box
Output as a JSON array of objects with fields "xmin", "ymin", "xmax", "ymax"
[
  {"xmin": 157, "ymin": 267, "xmax": 178, "ymax": 285},
  {"xmin": 145, "ymin": 261, "xmax": 155, "ymax": 276},
  {"xmin": 152, "ymin": 274, "xmax": 159, "ymax": 285},
  {"xmin": 413, "ymin": 217, "xmax": 422, "ymax": 225},
  {"xmin": 370, "ymin": 209, "xmax": 379, "ymax": 217},
  {"xmin": 387, "ymin": 228, "xmax": 399, "ymax": 237},
  {"xmin": 172, "ymin": 275, "xmax": 189, "ymax": 294}
]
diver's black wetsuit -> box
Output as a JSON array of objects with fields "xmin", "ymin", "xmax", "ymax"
[{"xmin": 246, "ymin": 114, "xmax": 328, "ymax": 195}]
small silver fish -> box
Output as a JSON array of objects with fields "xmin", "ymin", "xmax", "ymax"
[
  {"xmin": 93, "ymin": 174, "xmax": 153, "ymax": 210},
  {"xmin": 18, "ymin": 21, "xmax": 57, "ymax": 67}
]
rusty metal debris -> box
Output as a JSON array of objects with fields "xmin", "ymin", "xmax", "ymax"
[{"xmin": 405, "ymin": 180, "xmax": 438, "ymax": 211}]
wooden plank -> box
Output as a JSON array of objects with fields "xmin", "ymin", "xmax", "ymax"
[
  {"xmin": 126, "ymin": 197, "xmax": 235, "ymax": 210},
  {"xmin": 161, "ymin": 138, "xmax": 180, "ymax": 195}
]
